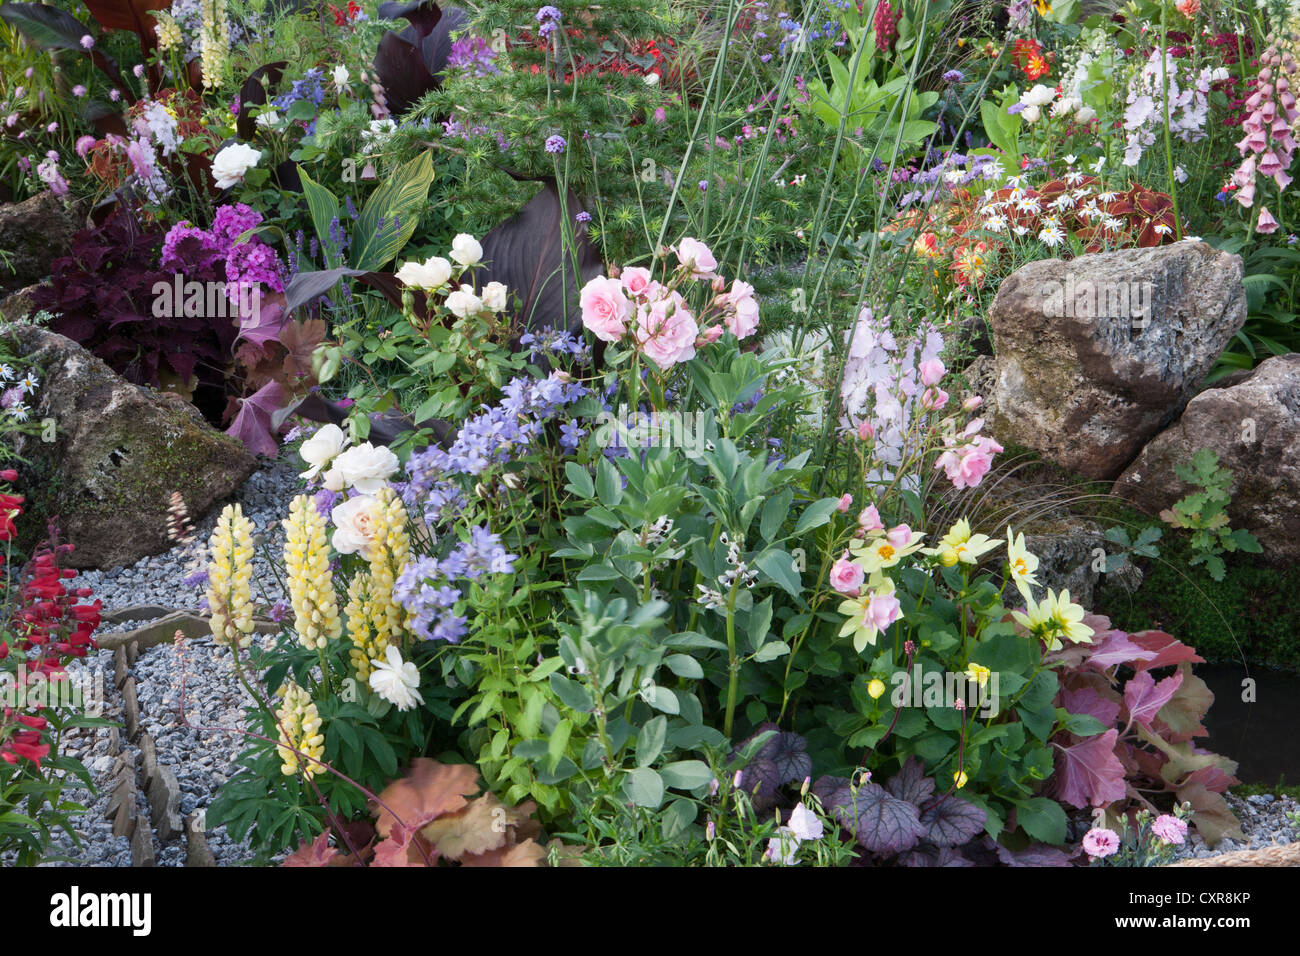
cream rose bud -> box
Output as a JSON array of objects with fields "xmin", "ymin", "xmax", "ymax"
[
  {"xmin": 332, "ymin": 65, "xmax": 349, "ymax": 89},
  {"xmin": 299, "ymin": 423, "xmax": 348, "ymax": 479},
  {"xmin": 481, "ymin": 281, "xmax": 509, "ymax": 312},
  {"xmin": 331, "ymin": 494, "xmax": 381, "ymax": 556},
  {"xmin": 1075, "ymin": 105, "xmax": 1097, "ymax": 123},
  {"xmin": 445, "ymin": 285, "xmax": 484, "ymax": 318},
  {"xmin": 450, "ymin": 233, "xmax": 483, "ymax": 267},
  {"xmin": 322, "ymin": 465, "xmax": 345, "ymax": 492},
  {"xmin": 333, "ymin": 441, "xmax": 400, "ymax": 494},
  {"xmin": 211, "ymin": 142, "xmax": 263, "ymax": 190}
]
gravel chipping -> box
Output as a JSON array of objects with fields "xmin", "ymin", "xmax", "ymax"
[
  {"xmin": 1167, "ymin": 793, "xmax": 1300, "ymax": 862},
  {"xmin": 75, "ymin": 457, "xmax": 302, "ymax": 614}
]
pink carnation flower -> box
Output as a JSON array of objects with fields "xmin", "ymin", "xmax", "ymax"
[
  {"xmin": 1082, "ymin": 827, "xmax": 1120, "ymax": 859},
  {"xmin": 1150, "ymin": 814, "xmax": 1187, "ymax": 845}
]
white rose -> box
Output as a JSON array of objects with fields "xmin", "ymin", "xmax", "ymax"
[
  {"xmin": 1022, "ymin": 84, "xmax": 1056, "ymax": 107},
  {"xmin": 255, "ymin": 109, "xmax": 282, "ymax": 129},
  {"xmin": 1075, "ymin": 105, "xmax": 1097, "ymax": 123},
  {"xmin": 481, "ymin": 281, "xmax": 509, "ymax": 312},
  {"xmin": 332, "ymin": 65, "xmax": 349, "ymax": 90},
  {"xmin": 445, "ymin": 285, "xmax": 484, "ymax": 318},
  {"xmin": 368, "ymin": 645, "xmax": 424, "ymax": 711},
  {"xmin": 395, "ymin": 255, "xmax": 452, "ymax": 290},
  {"xmin": 211, "ymin": 142, "xmax": 262, "ymax": 190},
  {"xmin": 331, "ymin": 494, "xmax": 381, "ymax": 556},
  {"xmin": 333, "ymin": 441, "xmax": 399, "ymax": 494},
  {"xmin": 322, "ymin": 465, "xmax": 345, "ymax": 492},
  {"xmin": 644, "ymin": 72, "xmax": 660, "ymax": 86},
  {"xmin": 450, "ymin": 233, "xmax": 483, "ymax": 267},
  {"xmin": 1021, "ymin": 104, "xmax": 1041, "ymax": 124},
  {"xmin": 298, "ymin": 423, "xmax": 348, "ymax": 480}
]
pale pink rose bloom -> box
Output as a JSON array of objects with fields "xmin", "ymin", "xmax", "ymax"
[
  {"xmin": 857, "ymin": 505, "xmax": 883, "ymax": 532},
  {"xmin": 636, "ymin": 292, "xmax": 699, "ymax": 368},
  {"xmin": 919, "ymin": 358, "xmax": 946, "ymax": 387},
  {"xmin": 579, "ymin": 275, "xmax": 631, "ymax": 342},
  {"xmin": 676, "ymin": 236, "xmax": 717, "ymax": 278},
  {"xmin": 857, "ymin": 421, "xmax": 875, "ymax": 440},
  {"xmin": 725, "ymin": 279, "xmax": 760, "ymax": 339},
  {"xmin": 864, "ymin": 588, "xmax": 902, "ymax": 630},
  {"xmin": 836, "ymin": 494, "xmax": 853, "ymax": 513},
  {"xmin": 885, "ymin": 524, "xmax": 914, "ymax": 548},
  {"xmin": 620, "ymin": 266, "xmax": 654, "ymax": 298},
  {"xmin": 829, "ymin": 556, "xmax": 865, "ymax": 595}
]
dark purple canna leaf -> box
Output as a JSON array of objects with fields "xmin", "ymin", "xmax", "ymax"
[
  {"xmin": 919, "ymin": 794, "xmax": 986, "ymax": 847},
  {"xmin": 474, "ymin": 176, "xmax": 603, "ymax": 341},
  {"xmin": 372, "ymin": 3, "xmax": 468, "ymax": 116}
]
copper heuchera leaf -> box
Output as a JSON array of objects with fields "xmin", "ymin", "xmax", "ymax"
[
  {"xmin": 371, "ymin": 758, "xmax": 479, "ymax": 838},
  {"xmin": 282, "ymin": 831, "xmax": 338, "ymax": 867},
  {"xmin": 1051, "ymin": 728, "xmax": 1127, "ymax": 809},
  {"xmin": 1123, "ymin": 668, "xmax": 1184, "ymax": 731}
]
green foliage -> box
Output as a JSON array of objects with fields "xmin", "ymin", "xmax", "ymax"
[{"xmin": 1158, "ymin": 449, "xmax": 1262, "ymax": 582}]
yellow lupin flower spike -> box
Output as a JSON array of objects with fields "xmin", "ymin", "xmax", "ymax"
[
  {"xmin": 205, "ymin": 503, "xmax": 255, "ymax": 649},
  {"xmin": 366, "ymin": 486, "xmax": 412, "ymax": 646},
  {"xmin": 282, "ymin": 495, "xmax": 341, "ymax": 651},
  {"xmin": 275, "ymin": 682, "xmax": 326, "ymax": 779},
  {"xmin": 345, "ymin": 570, "xmax": 385, "ymax": 681}
]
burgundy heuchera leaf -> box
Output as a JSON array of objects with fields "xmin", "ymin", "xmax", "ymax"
[
  {"xmin": 1123, "ymin": 669, "xmax": 1184, "ymax": 730},
  {"xmin": 1052, "ymin": 728, "xmax": 1127, "ymax": 809}
]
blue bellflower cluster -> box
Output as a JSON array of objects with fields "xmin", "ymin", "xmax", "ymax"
[
  {"xmin": 393, "ymin": 526, "xmax": 518, "ymax": 643},
  {"xmin": 404, "ymin": 372, "xmax": 591, "ymax": 520}
]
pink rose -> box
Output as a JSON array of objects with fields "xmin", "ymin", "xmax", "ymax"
[
  {"xmin": 580, "ymin": 276, "xmax": 631, "ymax": 343},
  {"xmin": 863, "ymin": 588, "xmax": 902, "ymax": 631},
  {"xmin": 886, "ymin": 524, "xmax": 914, "ymax": 548},
  {"xmin": 636, "ymin": 292, "xmax": 699, "ymax": 368},
  {"xmin": 836, "ymin": 494, "xmax": 853, "ymax": 513},
  {"xmin": 621, "ymin": 266, "xmax": 654, "ymax": 298},
  {"xmin": 919, "ymin": 358, "xmax": 946, "ymax": 387},
  {"xmin": 829, "ymin": 556, "xmax": 864, "ymax": 595},
  {"xmin": 697, "ymin": 325, "xmax": 724, "ymax": 346},
  {"xmin": 857, "ymin": 421, "xmax": 875, "ymax": 440},
  {"xmin": 857, "ymin": 505, "xmax": 883, "ymax": 532},
  {"xmin": 676, "ymin": 237, "xmax": 717, "ymax": 278},
  {"xmin": 725, "ymin": 279, "xmax": 760, "ymax": 339}
]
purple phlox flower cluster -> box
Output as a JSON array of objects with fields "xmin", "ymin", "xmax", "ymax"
[
  {"xmin": 448, "ymin": 35, "xmax": 500, "ymax": 76},
  {"xmin": 161, "ymin": 221, "xmax": 222, "ymax": 272},
  {"xmin": 225, "ymin": 240, "xmax": 286, "ymax": 300},
  {"xmin": 211, "ymin": 202, "xmax": 262, "ymax": 245}
]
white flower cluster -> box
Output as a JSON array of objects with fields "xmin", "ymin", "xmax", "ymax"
[
  {"xmin": 1122, "ymin": 49, "xmax": 1228, "ymax": 166},
  {"xmin": 395, "ymin": 234, "xmax": 510, "ymax": 319}
]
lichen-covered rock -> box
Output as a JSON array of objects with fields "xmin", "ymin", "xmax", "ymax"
[
  {"xmin": 1113, "ymin": 353, "xmax": 1300, "ymax": 563},
  {"xmin": 0, "ymin": 192, "xmax": 87, "ymax": 293},
  {"xmin": 986, "ymin": 243, "xmax": 1246, "ymax": 480},
  {"xmin": 6, "ymin": 323, "xmax": 256, "ymax": 569}
]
